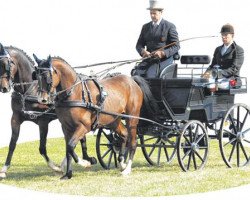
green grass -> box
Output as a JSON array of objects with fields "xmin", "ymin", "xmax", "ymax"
[{"xmin": 1, "ymin": 135, "xmax": 250, "ymax": 197}]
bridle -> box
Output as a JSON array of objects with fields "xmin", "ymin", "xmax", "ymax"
[
  {"xmin": 35, "ymin": 65, "xmax": 54, "ymax": 94},
  {"xmin": 0, "ymin": 51, "xmax": 14, "ymax": 81}
]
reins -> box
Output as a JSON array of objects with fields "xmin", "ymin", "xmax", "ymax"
[{"xmin": 73, "ymin": 35, "xmax": 218, "ymax": 78}]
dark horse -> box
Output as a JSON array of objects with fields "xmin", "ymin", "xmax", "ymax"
[
  {"xmin": 0, "ymin": 43, "xmax": 96, "ymax": 179},
  {"xmin": 33, "ymin": 54, "xmax": 154, "ymax": 179}
]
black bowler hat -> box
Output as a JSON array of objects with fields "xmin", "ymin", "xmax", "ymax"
[{"xmin": 220, "ymin": 24, "xmax": 234, "ymax": 34}]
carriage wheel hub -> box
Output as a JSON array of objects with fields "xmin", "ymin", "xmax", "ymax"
[
  {"xmin": 191, "ymin": 143, "xmax": 199, "ymax": 151},
  {"xmin": 236, "ymin": 132, "xmax": 244, "ymax": 142}
]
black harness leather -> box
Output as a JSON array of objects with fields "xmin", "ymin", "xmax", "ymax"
[{"xmin": 55, "ymin": 75, "xmax": 107, "ymax": 130}]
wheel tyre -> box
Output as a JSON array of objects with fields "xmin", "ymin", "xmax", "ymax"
[
  {"xmin": 139, "ymin": 130, "xmax": 177, "ymax": 166},
  {"xmin": 177, "ymin": 120, "xmax": 209, "ymax": 171},
  {"xmin": 219, "ymin": 103, "xmax": 250, "ymax": 167}
]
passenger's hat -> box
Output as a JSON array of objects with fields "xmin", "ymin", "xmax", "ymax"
[
  {"xmin": 220, "ymin": 24, "xmax": 234, "ymax": 34},
  {"xmin": 147, "ymin": 0, "xmax": 164, "ymax": 10}
]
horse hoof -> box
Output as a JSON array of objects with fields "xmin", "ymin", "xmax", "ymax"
[
  {"xmin": 0, "ymin": 172, "xmax": 7, "ymax": 179},
  {"xmin": 90, "ymin": 157, "xmax": 97, "ymax": 165},
  {"xmin": 48, "ymin": 161, "xmax": 63, "ymax": 173},
  {"xmin": 60, "ymin": 171, "xmax": 72, "ymax": 180},
  {"xmin": 121, "ymin": 168, "xmax": 131, "ymax": 176}
]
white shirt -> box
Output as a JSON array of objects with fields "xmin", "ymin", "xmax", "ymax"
[
  {"xmin": 221, "ymin": 42, "xmax": 233, "ymax": 55},
  {"xmin": 152, "ymin": 18, "xmax": 162, "ymax": 26}
]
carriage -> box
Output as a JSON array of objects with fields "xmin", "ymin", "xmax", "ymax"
[
  {"xmin": 96, "ymin": 55, "xmax": 250, "ymax": 172},
  {"xmin": 2, "ymin": 43, "xmax": 249, "ymax": 179}
]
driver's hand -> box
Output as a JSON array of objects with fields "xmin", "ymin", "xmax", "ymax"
[
  {"xmin": 141, "ymin": 49, "xmax": 151, "ymax": 58},
  {"xmin": 152, "ymin": 50, "xmax": 166, "ymax": 59}
]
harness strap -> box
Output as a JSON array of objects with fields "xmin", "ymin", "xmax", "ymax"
[{"xmin": 55, "ymin": 100, "xmax": 170, "ymax": 129}]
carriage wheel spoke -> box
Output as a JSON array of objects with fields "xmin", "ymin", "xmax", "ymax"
[
  {"xmin": 102, "ymin": 131, "xmax": 113, "ymax": 143},
  {"xmin": 223, "ymin": 129, "xmax": 237, "ymax": 137},
  {"xmin": 194, "ymin": 150, "xmax": 205, "ymax": 162},
  {"xmin": 148, "ymin": 145, "xmax": 156, "ymax": 157},
  {"xmin": 195, "ymin": 133, "xmax": 205, "ymax": 144},
  {"xmin": 240, "ymin": 110, "xmax": 249, "ymax": 131},
  {"xmin": 237, "ymin": 142, "xmax": 240, "ymax": 167},
  {"xmin": 192, "ymin": 152, "xmax": 197, "ymax": 170},
  {"xmin": 188, "ymin": 126, "xmax": 194, "ymax": 143},
  {"xmin": 242, "ymin": 128, "xmax": 250, "ymax": 136},
  {"xmin": 101, "ymin": 148, "xmax": 112, "ymax": 160},
  {"xmin": 228, "ymin": 142, "xmax": 237, "ymax": 162},
  {"xmin": 164, "ymin": 146, "xmax": 170, "ymax": 162},
  {"xmin": 157, "ymin": 145, "xmax": 161, "ymax": 165},
  {"xmin": 223, "ymin": 138, "xmax": 237, "ymax": 147},
  {"xmin": 182, "ymin": 149, "xmax": 191, "ymax": 160},
  {"xmin": 193, "ymin": 125, "xmax": 199, "ymax": 141},
  {"xmin": 229, "ymin": 114, "xmax": 238, "ymax": 134},
  {"xmin": 187, "ymin": 152, "xmax": 192, "ymax": 170},
  {"xmin": 183, "ymin": 134, "xmax": 192, "ymax": 146},
  {"xmin": 237, "ymin": 106, "xmax": 240, "ymax": 130},
  {"xmin": 239, "ymin": 142, "xmax": 249, "ymax": 162},
  {"xmin": 243, "ymin": 138, "xmax": 250, "ymax": 144},
  {"xmin": 107, "ymin": 150, "xmax": 113, "ymax": 169},
  {"xmin": 144, "ymin": 136, "xmax": 159, "ymax": 143},
  {"xmin": 114, "ymin": 152, "xmax": 118, "ymax": 167}
]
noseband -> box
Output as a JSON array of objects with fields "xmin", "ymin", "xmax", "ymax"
[{"xmin": 36, "ymin": 66, "xmax": 54, "ymax": 93}]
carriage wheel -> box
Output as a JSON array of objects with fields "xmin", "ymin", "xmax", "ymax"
[
  {"xmin": 139, "ymin": 130, "xmax": 177, "ymax": 166},
  {"xmin": 219, "ymin": 103, "xmax": 250, "ymax": 168},
  {"xmin": 96, "ymin": 128, "xmax": 128, "ymax": 169},
  {"xmin": 177, "ymin": 120, "xmax": 209, "ymax": 171}
]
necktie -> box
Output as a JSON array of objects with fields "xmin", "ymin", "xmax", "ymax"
[
  {"xmin": 152, "ymin": 23, "xmax": 158, "ymax": 32},
  {"xmin": 221, "ymin": 46, "xmax": 227, "ymax": 55}
]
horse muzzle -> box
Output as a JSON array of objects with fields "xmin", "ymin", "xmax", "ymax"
[{"xmin": 38, "ymin": 91, "xmax": 54, "ymax": 104}]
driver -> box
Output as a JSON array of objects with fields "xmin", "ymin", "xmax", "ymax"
[
  {"xmin": 202, "ymin": 23, "xmax": 244, "ymax": 79},
  {"xmin": 131, "ymin": 0, "xmax": 180, "ymax": 78}
]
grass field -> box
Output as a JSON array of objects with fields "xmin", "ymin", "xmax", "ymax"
[{"xmin": 1, "ymin": 135, "xmax": 250, "ymax": 197}]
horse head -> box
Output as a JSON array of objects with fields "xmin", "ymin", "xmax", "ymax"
[
  {"xmin": 33, "ymin": 54, "xmax": 58, "ymax": 104},
  {"xmin": 0, "ymin": 43, "xmax": 14, "ymax": 93}
]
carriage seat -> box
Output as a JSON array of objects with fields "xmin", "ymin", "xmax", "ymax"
[
  {"xmin": 159, "ymin": 63, "xmax": 177, "ymax": 79},
  {"xmin": 147, "ymin": 78, "xmax": 207, "ymax": 114}
]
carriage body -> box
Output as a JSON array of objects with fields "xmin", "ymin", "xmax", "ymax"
[
  {"xmin": 146, "ymin": 76, "xmax": 247, "ymax": 123},
  {"xmin": 97, "ymin": 55, "xmax": 250, "ymax": 172}
]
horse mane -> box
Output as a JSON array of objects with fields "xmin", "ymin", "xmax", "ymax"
[
  {"xmin": 52, "ymin": 56, "xmax": 71, "ymax": 66},
  {"xmin": 5, "ymin": 46, "xmax": 35, "ymax": 66},
  {"xmin": 52, "ymin": 56, "xmax": 79, "ymax": 75}
]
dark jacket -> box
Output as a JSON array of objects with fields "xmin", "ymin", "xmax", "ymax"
[
  {"xmin": 136, "ymin": 19, "xmax": 180, "ymax": 59},
  {"xmin": 207, "ymin": 42, "xmax": 244, "ymax": 78}
]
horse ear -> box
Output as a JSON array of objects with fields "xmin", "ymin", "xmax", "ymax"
[{"xmin": 33, "ymin": 53, "xmax": 42, "ymax": 65}]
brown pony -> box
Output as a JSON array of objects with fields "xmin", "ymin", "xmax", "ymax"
[
  {"xmin": 33, "ymin": 54, "xmax": 154, "ymax": 179},
  {"xmin": 0, "ymin": 43, "xmax": 96, "ymax": 179}
]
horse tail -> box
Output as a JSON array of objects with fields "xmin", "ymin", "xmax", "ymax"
[{"xmin": 132, "ymin": 76, "xmax": 159, "ymax": 119}]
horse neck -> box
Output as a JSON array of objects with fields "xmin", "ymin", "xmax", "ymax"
[
  {"xmin": 54, "ymin": 60, "xmax": 78, "ymax": 91},
  {"xmin": 9, "ymin": 49, "xmax": 35, "ymax": 94}
]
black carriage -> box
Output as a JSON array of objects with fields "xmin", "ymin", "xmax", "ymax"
[{"xmin": 96, "ymin": 55, "xmax": 250, "ymax": 171}]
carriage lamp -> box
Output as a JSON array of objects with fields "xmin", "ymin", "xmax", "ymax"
[{"xmin": 229, "ymin": 79, "xmax": 237, "ymax": 87}]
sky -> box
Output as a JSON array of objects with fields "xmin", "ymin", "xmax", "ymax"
[{"xmin": 1, "ymin": 0, "xmax": 250, "ymax": 199}]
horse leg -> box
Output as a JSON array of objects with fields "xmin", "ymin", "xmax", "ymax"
[
  {"xmin": 38, "ymin": 120, "xmax": 62, "ymax": 173},
  {"xmin": 80, "ymin": 136, "xmax": 97, "ymax": 165},
  {"xmin": 121, "ymin": 124, "xmax": 138, "ymax": 176},
  {"xmin": 60, "ymin": 145, "xmax": 73, "ymax": 180},
  {"xmin": 0, "ymin": 114, "xmax": 22, "ymax": 179},
  {"xmin": 60, "ymin": 125, "xmax": 91, "ymax": 179},
  {"xmin": 115, "ymin": 122, "xmax": 129, "ymax": 171}
]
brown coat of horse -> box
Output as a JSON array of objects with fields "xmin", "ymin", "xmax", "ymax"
[{"xmin": 33, "ymin": 55, "xmax": 149, "ymax": 179}]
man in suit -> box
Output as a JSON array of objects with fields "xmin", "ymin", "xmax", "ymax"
[
  {"xmin": 131, "ymin": 0, "xmax": 180, "ymax": 78},
  {"xmin": 203, "ymin": 24, "xmax": 244, "ymax": 78}
]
